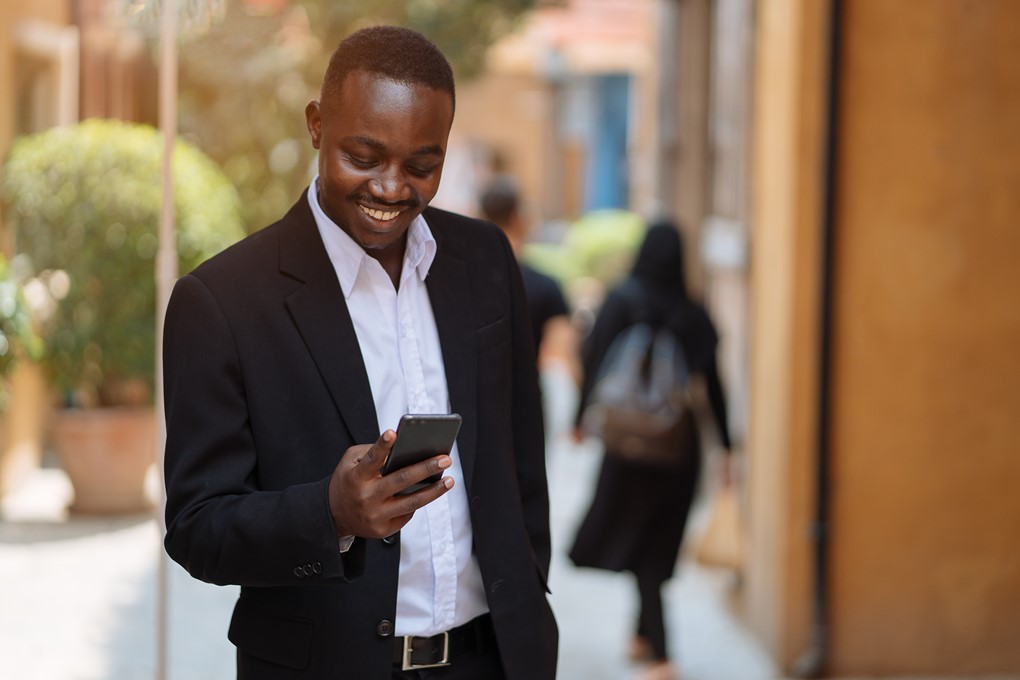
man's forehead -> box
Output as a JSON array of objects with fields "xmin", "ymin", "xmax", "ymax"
[
  {"xmin": 327, "ymin": 69, "xmax": 450, "ymax": 105},
  {"xmin": 321, "ymin": 72, "xmax": 454, "ymax": 140}
]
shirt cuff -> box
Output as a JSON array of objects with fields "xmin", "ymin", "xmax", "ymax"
[{"xmin": 338, "ymin": 535, "xmax": 356, "ymax": 553}]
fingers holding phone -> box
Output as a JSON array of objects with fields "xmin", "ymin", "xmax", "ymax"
[
  {"xmin": 382, "ymin": 414, "xmax": 462, "ymax": 495},
  {"xmin": 327, "ymin": 414, "xmax": 461, "ymax": 539}
]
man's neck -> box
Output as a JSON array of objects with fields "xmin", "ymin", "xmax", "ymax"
[
  {"xmin": 365, "ymin": 235, "xmax": 407, "ymax": 290},
  {"xmin": 500, "ymin": 226, "xmax": 522, "ymax": 258}
]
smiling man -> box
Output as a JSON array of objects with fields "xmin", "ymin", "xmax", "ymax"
[{"xmin": 162, "ymin": 26, "xmax": 557, "ymax": 680}]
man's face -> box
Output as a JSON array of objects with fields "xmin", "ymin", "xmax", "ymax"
[{"xmin": 306, "ymin": 70, "xmax": 453, "ymax": 255}]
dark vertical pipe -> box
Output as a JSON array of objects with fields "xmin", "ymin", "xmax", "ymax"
[{"xmin": 792, "ymin": 0, "xmax": 842, "ymax": 677}]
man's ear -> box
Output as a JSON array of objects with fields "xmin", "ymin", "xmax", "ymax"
[{"xmin": 305, "ymin": 100, "xmax": 322, "ymax": 150}]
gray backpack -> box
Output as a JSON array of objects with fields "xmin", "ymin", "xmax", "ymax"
[{"xmin": 581, "ymin": 322, "xmax": 695, "ymax": 466}]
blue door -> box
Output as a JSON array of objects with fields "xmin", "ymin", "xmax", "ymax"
[{"xmin": 584, "ymin": 73, "xmax": 631, "ymax": 212}]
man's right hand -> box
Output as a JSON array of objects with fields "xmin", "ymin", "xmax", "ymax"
[{"xmin": 327, "ymin": 430, "xmax": 453, "ymax": 539}]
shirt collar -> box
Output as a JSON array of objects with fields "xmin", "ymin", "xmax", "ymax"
[{"xmin": 307, "ymin": 176, "xmax": 437, "ymax": 298}]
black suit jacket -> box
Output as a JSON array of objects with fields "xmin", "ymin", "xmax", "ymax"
[{"xmin": 162, "ymin": 193, "xmax": 558, "ymax": 679}]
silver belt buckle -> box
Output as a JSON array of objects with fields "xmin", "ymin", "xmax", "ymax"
[{"xmin": 401, "ymin": 631, "xmax": 450, "ymax": 670}]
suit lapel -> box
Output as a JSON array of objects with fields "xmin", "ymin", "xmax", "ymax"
[
  {"xmin": 426, "ymin": 222, "xmax": 479, "ymax": 490},
  {"xmin": 279, "ymin": 193, "xmax": 379, "ymax": 444}
]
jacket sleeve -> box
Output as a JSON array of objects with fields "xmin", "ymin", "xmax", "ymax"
[
  {"xmin": 161, "ymin": 273, "xmax": 365, "ymax": 587},
  {"xmin": 500, "ymin": 234, "xmax": 553, "ymax": 579}
]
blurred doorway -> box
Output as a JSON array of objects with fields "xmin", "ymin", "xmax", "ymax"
[{"xmin": 582, "ymin": 73, "xmax": 632, "ymax": 212}]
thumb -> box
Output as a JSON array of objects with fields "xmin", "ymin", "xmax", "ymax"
[{"xmin": 361, "ymin": 429, "xmax": 396, "ymax": 473}]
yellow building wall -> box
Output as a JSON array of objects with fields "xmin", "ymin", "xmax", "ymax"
[
  {"xmin": 0, "ymin": 0, "xmax": 70, "ymax": 159},
  {"xmin": 0, "ymin": 0, "xmax": 70, "ymax": 498},
  {"xmin": 749, "ymin": 0, "xmax": 1020, "ymax": 674},
  {"xmin": 827, "ymin": 0, "xmax": 1020, "ymax": 673},
  {"xmin": 746, "ymin": 0, "xmax": 828, "ymax": 667}
]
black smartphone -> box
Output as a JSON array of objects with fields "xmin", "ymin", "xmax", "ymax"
[{"xmin": 381, "ymin": 413, "xmax": 462, "ymax": 495}]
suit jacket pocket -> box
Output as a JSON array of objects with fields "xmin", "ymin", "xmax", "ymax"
[
  {"xmin": 476, "ymin": 315, "xmax": 509, "ymax": 353},
  {"xmin": 228, "ymin": 595, "xmax": 312, "ymax": 670}
]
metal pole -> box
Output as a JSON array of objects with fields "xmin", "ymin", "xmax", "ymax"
[{"xmin": 156, "ymin": 0, "xmax": 179, "ymax": 678}]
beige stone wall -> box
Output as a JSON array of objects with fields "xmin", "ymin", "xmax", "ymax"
[
  {"xmin": 747, "ymin": 0, "xmax": 1020, "ymax": 673},
  {"xmin": 448, "ymin": 71, "xmax": 553, "ymax": 223}
]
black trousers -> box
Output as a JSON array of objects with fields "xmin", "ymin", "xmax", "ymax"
[{"xmin": 635, "ymin": 564, "xmax": 669, "ymax": 661}]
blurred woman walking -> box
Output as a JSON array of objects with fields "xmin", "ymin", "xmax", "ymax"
[{"xmin": 570, "ymin": 221, "xmax": 734, "ymax": 680}]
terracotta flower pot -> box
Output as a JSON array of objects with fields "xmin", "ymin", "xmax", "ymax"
[{"xmin": 51, "ymin": 407, "xmax": 155, "ymax": 514}]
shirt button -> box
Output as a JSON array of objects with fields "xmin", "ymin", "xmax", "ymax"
[{"xmin": 376, "ymin": 620, "xmax": 393, "ymax": 637}]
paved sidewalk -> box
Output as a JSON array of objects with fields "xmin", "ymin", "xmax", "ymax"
[
  {"xmin": 0, "ymin": 445, "xmax": 780, "ymax": 680},
  {"xmin": 4, "ymin": 419, "xmax": 1017, "ymax": 680}
]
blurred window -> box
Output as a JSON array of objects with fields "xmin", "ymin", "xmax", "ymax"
[{"xmin": 12, "ymin": 21, "xmax": 80, "ymax": 134}]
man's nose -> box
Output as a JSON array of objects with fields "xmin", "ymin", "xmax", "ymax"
[{"xmin": 369, "ymin": 167, "xmax": 412, "ymax": 203}]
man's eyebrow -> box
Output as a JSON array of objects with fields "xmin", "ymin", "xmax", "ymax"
[
  {"xmin": 412, "ymin": 144, "xmax": 444, "ymax": 157},
  {"xmin": 344, "ymin": 135, "xmax": 386, "ymax": 151},
  {"xmin": 342, "ymin": 136, "xmax": 443, "ymax": 157}
]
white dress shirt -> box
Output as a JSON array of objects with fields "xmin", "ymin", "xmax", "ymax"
[{"xmin": 308, "ymin": 179, "xmax": 488, "ymax": 637}]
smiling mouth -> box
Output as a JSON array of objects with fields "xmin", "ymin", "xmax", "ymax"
[{"xmin": 359, "ymin": 204, "xmax": 401, "ymax": 222}]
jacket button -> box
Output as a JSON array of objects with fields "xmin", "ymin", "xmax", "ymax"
[
  {"xmin": 376, "ymin": 620, "xmax": 393, "ymax": 637},
  {"xmin": 303, "ymin": 564, "xmax": 313, "ymax": 576},
  {"xmin": 382, "ymin": 533, "xmax": 398, "ymax": 545},
  {"xmin": 293, "ymin": 566, "xmax": 304, "ymax": 579},
  {"xmin": 312, "ymin": 562, "xmax": 322, "ymax": 575}
]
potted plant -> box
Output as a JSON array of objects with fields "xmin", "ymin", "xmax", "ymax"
[
  {"xmin": 0, "ymin": 254, "xmax": 45, "ymax": 498},
  {"xmin": 1, "ymin": 119, "xmax": 244, "ymax": 513}
]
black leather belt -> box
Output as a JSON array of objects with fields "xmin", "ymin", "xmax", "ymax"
[{"xmin": 393, "ymin": 614, "xmax": 496, "ymax": 670}]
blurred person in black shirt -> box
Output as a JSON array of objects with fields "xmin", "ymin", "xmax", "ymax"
[{"xmin": 479, "ymin": 175, "xmax": 578, "ymax": 384}]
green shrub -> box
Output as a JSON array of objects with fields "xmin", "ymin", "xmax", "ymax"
[
  {"xmin": 1, "ymin": 119, "xmax": 244, "ymax": 406},
  {"xmin": 0, "ymin": 254, "xmax": 44, "ymax": 410},
  {"xmin": 522, "ymin": 209, "xmax": 646, "ymax": 287}
]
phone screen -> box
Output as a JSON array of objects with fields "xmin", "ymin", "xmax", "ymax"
[{"xmin": 382, "ymin": 414, "xmax": 462, "ymax": 495}]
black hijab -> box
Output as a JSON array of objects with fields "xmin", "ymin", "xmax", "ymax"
[
  {"xmin": 627, "ymin": 220, "xmax": 718, "ymax": 372},
  {"xmin": 631, "ymin": 220, "xmax": 687, "ymax": 296}
]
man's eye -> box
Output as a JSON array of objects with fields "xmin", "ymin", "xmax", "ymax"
[
  {"xmin": 346, "ymin": 155, "xmax": 375, "ymax": 169},
  {"xmin": 407, "ymin": 165, "xmax": 436, "ymax": 178}
]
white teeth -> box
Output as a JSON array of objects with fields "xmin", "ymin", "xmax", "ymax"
[{"xmin": 359, "ymin": 204, "xmax": 400, "ymax": 221}]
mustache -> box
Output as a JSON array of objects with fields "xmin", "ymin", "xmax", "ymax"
[{"xmin": 350, "ymin": 194, "xmax": 418, "ymax": 210}]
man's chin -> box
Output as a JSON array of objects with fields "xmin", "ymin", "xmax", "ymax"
[
  {"xmin": 358, "ymin": 239, "xmax": 389, "ymax": 252},
  {"xmin": 349, "ymin": 221, "xmax": 409, "ymax": 252}
]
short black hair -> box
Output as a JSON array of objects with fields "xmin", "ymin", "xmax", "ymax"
[
  {"xmin": 322, "ymin": 26, "xmax": 455, "ymax": 113},
  {"xmin": 479, "ymin": 175, "xmax": 519, "ymax": 226}
]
